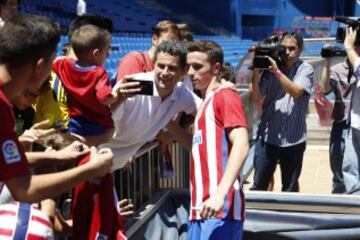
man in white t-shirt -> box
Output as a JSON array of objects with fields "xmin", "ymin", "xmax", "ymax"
[{"xmin": 101, "ymin": 41, "xmax": 201, "ymax": 171}]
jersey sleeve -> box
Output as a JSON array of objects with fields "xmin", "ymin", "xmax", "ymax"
[
  {"xmin": 95, "ymin": 69, "xmax": 112, "ymax": 102},
  {"xmin": 0, "ymin": 102, "xmax": 30, "ymax": 181},
  {"xmin": 214, "ymin": 89, "xmax": 248, "ymax": 129},
  {"xmin": 116, "ymin": 53, "xmax": 143, "ymax": 82}
]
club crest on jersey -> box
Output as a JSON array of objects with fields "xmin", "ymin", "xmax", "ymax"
[
  {"xmin": 2, "ymin": 140, "xmax": 21, "ymax": 164},
  {"xmin": 193, "ymin": 130, "xmax": 202, "ymax": 145},
  {"xmin": 95, "ymin": 232, "xmax": 108, "ymax": 240}
]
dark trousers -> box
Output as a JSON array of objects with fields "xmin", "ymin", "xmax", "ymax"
[
  {"xmin": 250, "ymin": 139, "xmax": 306, "ymax": 192},
  {"xmin": 329, "ymin": 120, "xmax": 348, "ymax": 193}
]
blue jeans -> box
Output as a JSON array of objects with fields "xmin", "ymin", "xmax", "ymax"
[
  {"xmin": 251, "ymin": 139, "xmax": 306, "ymax": 192},
  {"xmin": 188, "ymin": 219, "xmax": 243, "ymax": 240},
  {"xmin": 329, "ymin": 121, "xmax": 348, "ymax": 193},
  {"xmin": 343, "ymin": 127, "xmax": 360, "ymax": 193}
]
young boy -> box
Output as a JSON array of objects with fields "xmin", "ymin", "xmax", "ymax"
[
  {"xmin": 186, "ymin": 41, "xmax": 249, "ymax": 239},
  {"xmin": 53, "ymin": 24, "xmax": 118, "ymax": 143},
  {"xmin": 0, "ymin": 13, "xmax": 113, "ymax": 203}
]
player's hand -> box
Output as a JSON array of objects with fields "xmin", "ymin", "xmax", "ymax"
[
  {"xmin": 200, "ymin": 193, "xmax": 225, "ymax": 218},
  {"xmin": 56, "ymin": 141, "xmax": 90, "ymax": 162},
  {"xmin": 118, "ymin": 199, "xmax": 134, "ymax": 217},
  {"xmin": 88, "ymin": 147, "xmax": 113, "ymax": 178}
]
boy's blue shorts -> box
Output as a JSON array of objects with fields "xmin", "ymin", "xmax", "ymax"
[
  {"xmin": 69, "ymin": 116, "xmax": 105, "ymax": 136},
  {"xmin": 188, "ymin": 219, "xmax": 243, "ymax": 240}
]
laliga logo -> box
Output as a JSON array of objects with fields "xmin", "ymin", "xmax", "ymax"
[
  {"xmin": 4, "ymin": 141, "xmax": 16, "ymax": 155},
  {"xmin": 2, "ymin": 140, "xmax": 20, "ymax": 164}
]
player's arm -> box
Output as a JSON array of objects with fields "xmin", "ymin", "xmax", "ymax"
[
  {"xmin": 5, "ymin": 147, "xmax": 113, "ymax": 203},
  {"xmin": 166, "ymin": 120, "xmax": 192, "ymax": 151},
  {"xmin": 200, "ymin": 127, "xmax": 249, "ymax": 218}
]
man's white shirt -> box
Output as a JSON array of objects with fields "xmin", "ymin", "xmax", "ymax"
[{"xmin": 101, "ymin": 71, "xmax": 201, "ymax": 171}]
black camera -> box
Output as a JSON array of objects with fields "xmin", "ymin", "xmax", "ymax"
[
  {"xmin": 252, "ymin": 34, "xmax": 286, "ymax": 69},
  {"xmin": 335, "ymin": 16, "xmax": 360, "ymax": 45},
  {"xmin": 320, "ymin": 46, "xmax": 347, "ymax": 58}
]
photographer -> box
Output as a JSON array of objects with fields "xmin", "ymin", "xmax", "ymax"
[
  {"xmin": 249, "ymin": 32, "xmax": 314, "ymax": 192},
  {"xmin": 319, "ymin": 44, "xmax": 358, "ymax": 194},
  {"xmin": 341, "ymin": 27, "xmax": 360, "ymax": 193}
]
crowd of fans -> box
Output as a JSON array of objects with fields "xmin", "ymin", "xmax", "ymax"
[{"xmin": 1, "ymin": 0, "xmax": 360, "ymax": 239}]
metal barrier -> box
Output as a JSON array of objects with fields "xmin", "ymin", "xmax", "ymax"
[{"xmin": 114, "ymin": 90, "xmax": 253, "ymax": 210}]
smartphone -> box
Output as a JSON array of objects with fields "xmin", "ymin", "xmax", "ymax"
[{"xmin": 126, "ymin": 78, "xmax": 154, "ymax": 96}]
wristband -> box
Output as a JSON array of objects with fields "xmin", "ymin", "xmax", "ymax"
[{"xmin": 275, "ymin": 69, "xmax": 282, "ymax": 78}]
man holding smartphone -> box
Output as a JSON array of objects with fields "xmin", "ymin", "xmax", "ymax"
[
  {"xmin": 249, "ymin": 32, "xmax": 314, "ymax": 192},
  {"xmin": 101, "ymin": 41, "xmax": 201, "ymax": 170}
]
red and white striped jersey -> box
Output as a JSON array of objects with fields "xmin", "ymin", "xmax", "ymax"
[
  {"xmin": 0, "ymin": 202, "xmax": 54, "ymax": 240},
  {"xmin": 190, "ymin": 88, "xmax": 247, "ymax": 221}
]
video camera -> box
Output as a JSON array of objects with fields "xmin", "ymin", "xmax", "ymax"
[
  {"xmin": 251, "ymin": 34, "xmax": 286, "ymax": 69},
  {"xmin": 320, "ymin": 46, "xmax": 347, "ymax": 58},
  {"xmin": 335, "ymin": 16, "xmax": 360, "ymax": 45}
]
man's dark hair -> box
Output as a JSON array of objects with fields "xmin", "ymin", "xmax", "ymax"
[
  {"xmin": 221, "ymin": 62, "xmax": 235, "ymax": 83},
  {"xmin": 0, "ymin": 13, "xmax": 60, "ymax": 67},
  {"xmin": 154, "ymin": 40, "xmax": 187, "ymax": 69},
  {"xmin": 187, "ymin": 40, "xmax": 224, "ymax": 67},
  {"xmin": 67, "ymin": 14, "xmax": 113, "ymax": 41},
  {"xmin": 282, "ymin": 32, "xmax": 304, "ymax": 49}
]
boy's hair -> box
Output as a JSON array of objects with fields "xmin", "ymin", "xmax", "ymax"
[
  {"xmin": 70, "ymin": 24, "xmax": 111, "ymax": 59},
  {"xmin": 154, "ymin": 40, "xmax": 187, "ymax": 69},
  {"xmin": 0, "ymin": 13, "xmax": 60, "ymax": 67},
  {"xmin": 152, "ymin": 20, "xmax": 180, "ymax": 38},
  {"xmin": 67, "ymin": 14, "xmax": 113, "ymax": 41},
  {"xmin": 187, "ymin": 40, "xmax": 224, "ymax": 67}
]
